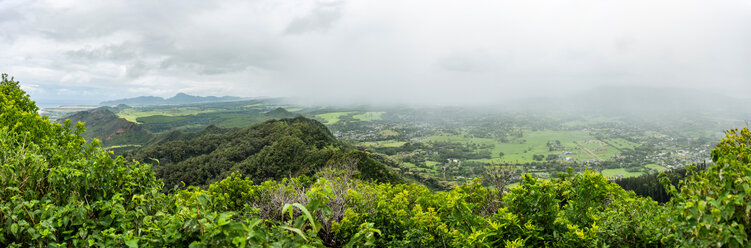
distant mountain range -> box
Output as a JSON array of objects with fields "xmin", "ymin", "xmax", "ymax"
[{"xmin": 100, "ymin": 93, "xmax": 242, "ymax": 106}]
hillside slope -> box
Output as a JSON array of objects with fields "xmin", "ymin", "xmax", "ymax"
[
  {"xmin": 59, "ymin": 107, "xmax": 153, "ymax": 147},
  {"xmin": 129, "ymin": 116, "xmax": 403, "ymax": 188}
]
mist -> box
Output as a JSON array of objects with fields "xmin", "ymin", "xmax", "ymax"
[{"xmin": 1, "ymin": 0, "xmax": 749, "ymax": 107}]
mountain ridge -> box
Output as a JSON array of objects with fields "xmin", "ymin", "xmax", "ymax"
[{"xmin": 100, "ymin": 93, "xmax": 242, "ymax": 106}]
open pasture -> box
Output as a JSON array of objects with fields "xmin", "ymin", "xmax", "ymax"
[
  {"xmin": 118, "ymin": 107, "xmax": 218, "ymax": 123},
  {"xmin": 426, "ymin": 130, "xmax": 630, "ymax": 164},
  {"xmin": 599, "ymin": 168, "xmax": 645, "ymax": 178},
  {"xmin": 314, "ymin": 112, "xmax": 356, "ymax": 124}
]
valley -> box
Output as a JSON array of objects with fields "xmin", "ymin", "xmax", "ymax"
[{"xmin": 44, "ymin": 92, "xmax": 735, "ymax": 190}]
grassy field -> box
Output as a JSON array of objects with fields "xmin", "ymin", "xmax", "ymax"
[
  {"xmin": 118, "ymin": 108, "xmax": 218, "ymax": 123},
  {"xmin": 283, "ymin": 107, "xmax": 304, "ymax": 112},
  {"xmin": 353, "ymin": 112, "xmax": 385, "ymax": 121},
  {"xmin": 380, "ymin": 130, "xmax": 399, "ymax": 137},
  {"xmin": 426, "ymin": 161, "xmax": 441, "ymax": 167},
  {"xmin": 315, "ymin": 112, "xmax": 356, "ymax": 125},
  {"xmin": 426, "ymin": 130, "xmax": 632, "ymax": 164},
  {"xmin": 605, "ymin": 138, "xmax": 639, "ymax": 151},
  {"xmin": 599, "ymin": 168, "xmax": 645, "ymax": 178},
  {"xmin": 359, "ymin": 140, "xmax": 406, "ymax": 148},
  {"xmin": 645, "ymin": 163, "xmax": 667, "ymax": 171},
  {"xmin": 104, "ymin": 144, "xmax": 142, "ymax": 149},
  {"xmin": 243, "ymin": 103, "xmax": 263, "ymax": 108}
]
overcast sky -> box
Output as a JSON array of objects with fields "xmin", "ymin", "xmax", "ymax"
[{"xmin": 1, "ymin": 0, "xmax": 749, "ymax": 106}]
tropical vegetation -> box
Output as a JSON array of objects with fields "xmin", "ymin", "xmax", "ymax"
[{"xmin": 2, "ymin": 74, "xmax": 751, "ymax": 247}]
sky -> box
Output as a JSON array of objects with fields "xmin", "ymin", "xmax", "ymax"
[{"xmin": 1, "ymin": 0, "xmax": 749, "ymax": 107}]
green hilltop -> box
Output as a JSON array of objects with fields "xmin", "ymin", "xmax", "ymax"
[
  {"xmin": 129, "ymin": 116, "xmax": 403, "ymax": 189},
  {"xmin": 59, "ymin": 106, "xmax": 153, "ymax": 149}
]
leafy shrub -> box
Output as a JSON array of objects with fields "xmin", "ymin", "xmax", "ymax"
[{"xmin": 664, "ymin": 127, "xmax": 751, "ymax": 247}]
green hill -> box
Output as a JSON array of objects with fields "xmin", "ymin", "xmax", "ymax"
[
  {"xmin": 265, "ymin": 107, "xmax": 295, "ymax": 118},
  {"xmin": 129, "ymin": 116, "xmax": 403, "ymax": 188},
  {"xmin": 59, "ymin": 107, "xmax": 153, "ymax": 148}
]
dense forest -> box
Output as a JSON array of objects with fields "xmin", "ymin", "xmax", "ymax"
[
  {"xmin": 127, "ymin": 116, "xmax": 403, "ymax": 189},
  {"xmin": 3, "ymin": 74, "xmax": 751, "ymax": 247}
]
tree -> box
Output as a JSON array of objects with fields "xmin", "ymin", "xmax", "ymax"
[{"xmin": 533, "ymin": 154, "xmax": 545, "ymax": 161}]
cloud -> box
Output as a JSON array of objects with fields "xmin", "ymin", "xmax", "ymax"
[
  {"xmin": 0, "ymin": 0, "xmax": 749, "ymax": 106},
  {"xmin": 285, "ymin": 0, "xmax": 344, "ymax": 35}
]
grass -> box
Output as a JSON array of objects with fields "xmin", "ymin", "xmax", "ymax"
[
  {"xmin": 359, "ymin": 140, "xmax": 406, "ymax": 148},
  {"xmin": 380, "ymin": 130, "xmax": 399, "ymax": 137},
  {"xmin": 118, "ymin": 108, "xmax": 217, "ymax": 123},
  {"xmin": 353, "ymin": 112, "xmax": 385, "ymax": 121},
  {"xmin": 427, "ymin": 130, "xmax": 628, "ymax": 164},
  {"xmin": 645, "ymin": 164, "xmax": 667, "ymax": 171},
  {"xmin": 284, "ymin": 107, "xmax": 303, "ymax": 112},
  {"xmin": 315, "ymin": 112, "xmax": 356, "ymax": 125},
  {"xmin": 104, "ymin": 144, "xmax": 142, "ymax": 149},
  {"xmin": 605, "ymin": 138, "xmax": 639, "ymax": 151},
  {"xmin": 426, "ymin": 161, "xmax": 441, "ymax": 167},
  {"xmin": 243, "ymin": 103, "xmax": 263, "ymax": 109},
  {"xmin": 599, "ymin": 168, "xmax": 644, "ymax": 178}
]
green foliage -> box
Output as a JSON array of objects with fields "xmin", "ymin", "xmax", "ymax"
[
  {"xmin": 5, "ymin": 73, "xmax": 751, "ymax": 247},
  {"xmin": 664, "ymin": 126, "xmax": 751, "ymax": 247},
  {"xmin": 0, "ymin": 74, "xmax": 367, "ymax": 247},
  {"xmin": 712, "ymin": 127, "xmax": 751, "ymax": 163},
  {"xmin": 1, "ymin": 74, "xmax": 166, "ymax": 246},
  {"xmin": 60, "ymin": 107, "xmax": 153, "ymax": 148},
  {"xmin": 130, "ymin": 118, "xmax": 402, "ymax": 189}
]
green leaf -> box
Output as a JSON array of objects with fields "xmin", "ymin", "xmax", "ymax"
[
  {"xmin": 282, "ymin": 203, "xmax": 293, "ymax": 220},
  {"xmin": 282, "ymin": 226, "xmax": 308, "ymax": 241},
  {"xmin": 125, "ymin": 239, "xmax": 138, "ymax": 248},
  {"xmin": 293, "ymin": 203, "xmax": 316, "ymax": 231}
]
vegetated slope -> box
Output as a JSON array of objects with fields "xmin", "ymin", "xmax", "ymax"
[
  {"xmin": 140, "ymin": 124, "xmax": 234, "ymax": 147},
  {"xmin": 101, "ymin": 92, "xmax": 241, "ymax": 106},
  {"xmin": 129, "ymin": 116, "xmax": 403, "ymax": 188},
  {"xmin": 265, "ymin": 107, "xmax": 295, "ymax": 118},
  {"xmin": 367, "ymin": 152, "xmax": 455, "ymax": 191},
  {"xmin": 59, "ymin": 107, "xmax": 153, "ymax": 147},
  {"xmin": 6, "ymin": 73, "xmax": 751, "ymax": 247},
  {"xmin": 134, "ymin": 108, "xmax": 285, "ymax": 133},
  {"xmin": 614, "ymin": 167, "xmax": 693, "ymax": 203}
]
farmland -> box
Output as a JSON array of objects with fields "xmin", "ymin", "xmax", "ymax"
[
  {"xmin": 314, "ymin": 112, "xmax": 356, "ymax": 124},
  {"xmin": 43, "ymin": 98, "xmax": 724, "ymax": 189},
  {"xmin": 118, "ymin": 107, "xmax": 219, "ymax": 123}
]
